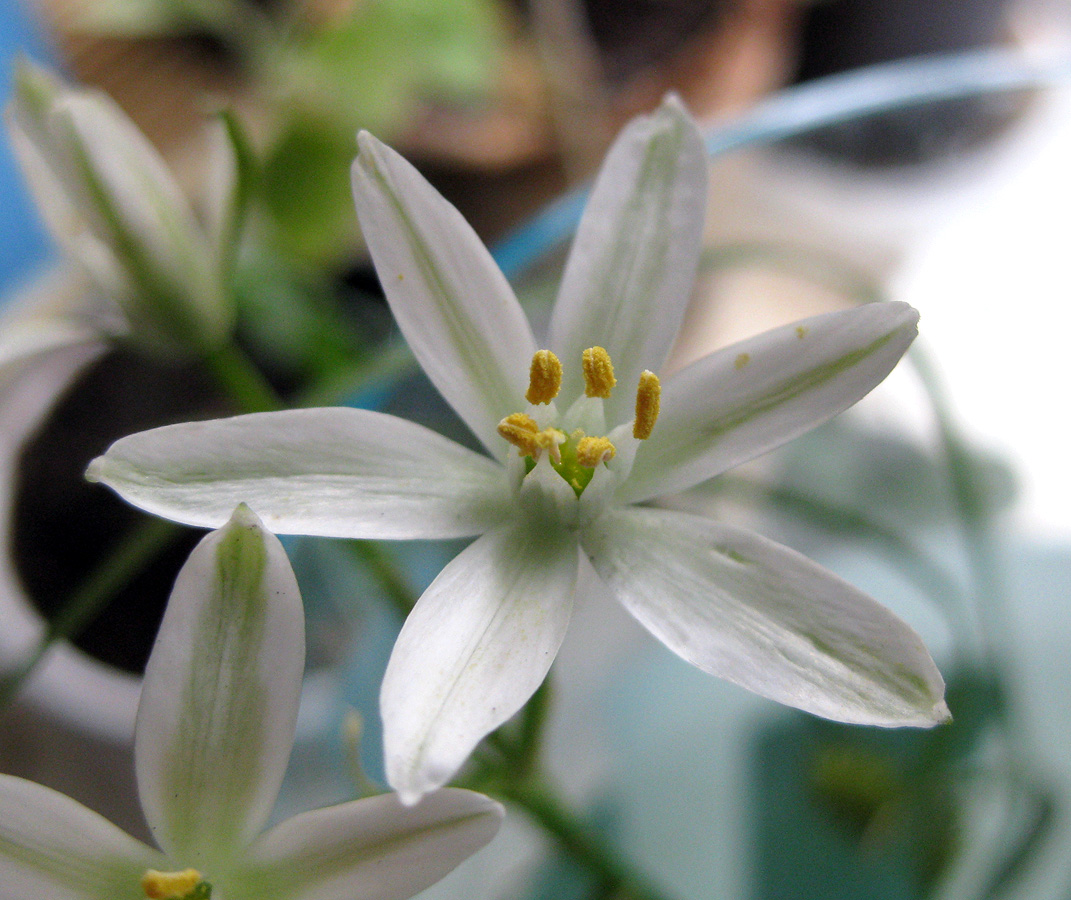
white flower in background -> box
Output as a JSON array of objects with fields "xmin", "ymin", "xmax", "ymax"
[
  {"xmin": 5, "ymin": 60, "xmax": 236, "ymax": 355},
  {"xmin": 0, "ymin": 265, "xmax": 111, "ymax": 388},
  {"xmin": 87, "ymin": 97, "xmax": 948, "ymax": 804},
  {"xmin": 0, "ymin": 505, "xmax": 502, "ymax": 899}
]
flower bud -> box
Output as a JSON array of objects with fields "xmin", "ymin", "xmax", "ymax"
[{"xmin": 6, "ymin": 60, "xmax": 234, "ymax": 355}]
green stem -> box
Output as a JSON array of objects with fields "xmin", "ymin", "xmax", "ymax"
[
  {"xmin": 515, "ymin": 679, "xmax": 553, "ymax": 778},
  {"xmin": 464, "ymin": 675, "xmax": 669, "ymax": 900},
  {"xmin": 345, "ymin": 540, "xmax": 418, "ymax": 620},
  {"xmin": 499, "ymin": 780, "xmax": 676, "ymax": 900},
  {"xmin": 908, "ymin": 345, "xmax": 1014, "ymax": 675},
  {"xmin": 201, "ymin": 340, "xmax": 284, "ymax": 413},
  {"xmin": 0, "ymin": 517, "xmax": 182, "ymax": 709}
]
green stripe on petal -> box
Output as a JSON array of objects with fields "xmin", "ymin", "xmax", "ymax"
[
  {"xmin": 583, "ymin": 506, "xmax": 949, "ymax": 726},
  {"xmin": 86, "ymin": 408, "xmax": 512, "ymax": 540},
  {"xmin": 548, "ymin": 95, "xmax": 707, "ymax": 426},
  {"xmin": 229, "ymin": 790, "xmax": 502, "ymax": 900},
  {"xmin": 135, "ymin": 505, "xmax": 305, "ymax": 872},
  {"xmin": 56, "ymin": 93, "xmax": 230, "ymax": 351},
  {"xmin": 352, "ymin": 131, "xmax": 536, "ymax": 455},
  {"xmin": 620, "ymin": 302, "xmax": 920, "ymax": 504},
  {"xmin": 0, "ymin": 774, "xmax": 165, "ymax": 900},
  {"xmin": 7, "ymin": 61, "xmax": 231, "ymax": 354},
  {"xmin": 381, "ymin": 521, "xmax": 579, "ymax": 802}
]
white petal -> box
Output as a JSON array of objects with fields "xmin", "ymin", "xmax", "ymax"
[
  {"xmin": 0, "ymin": 319, "xmax": 102, "ymax": 381},
  {"xmin": 234, "ymin": 790, "xmax": 503, "ymax": 900},
  {"xmin": 0, "ymin": 774, "xmax": 165, "ymax": 900},
  {"xmin": 86, "ymin": 408, "xmax": 512, "ymax": 539},
  {"xmin": 548, "ymin": 96, "xmax": 707, "ymax": 424},
  {"xmin": 6, "ymin": 64, "xmax": 85, "ymax": 251},
  {"xmin": 621, "ymin": 302, "xmax": 920, "ymax": 503},
  {"xmin": 7, "ymin": 61, "xmax": 230, "ymax": 349},
  {"xmin": 381, "ymin": 523, "xmax": 579, "ymax": 803},
  {"xmin": 583, "ymin": 506, "xmax": 949, "ymax": 726},
  {"xmin": 56, "ymin": 92, "xmax": 230, "ymax": 347},
  {"xmin": 7, "ymin": 78, "xmax": 130, "ymax": 306},
  {"xmin": 352, "ymin": 132, "xmax": 537, "ymax": 454},
  {"xmin": 135, "ymin": 506, "xmax": 305, "ymax": 869}
]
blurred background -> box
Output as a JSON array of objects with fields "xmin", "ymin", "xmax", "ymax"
[{"xmin": 2, "ymin": 1, "xmax": 1071, "ymax": 898}]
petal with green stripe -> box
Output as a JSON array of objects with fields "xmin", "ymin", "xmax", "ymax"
[
  {"xmin": 619, "ymin": 302, "xmax": 919, "ymax": 504},
  {"xmin": 135, "ymin": 505, "xmax": 305, "ymax": 872}
]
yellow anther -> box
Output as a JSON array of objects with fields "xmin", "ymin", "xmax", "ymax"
[
  {"xmin": 576, "ymin": 436, "xmax": 616, "ymax": 467},
  {"xmin": 582, "ymin": 346, "xmax": 616, "ymax": 398},
  {"xmin": 498, "ymin": 413, "xmax": 563, "ymax": 463},
  {"xmin": 633, "ymin": 370, "xmax": 660, "ymax": 440},
  {"xmin": 142, "ymin": 869, "xmax": 204, "ymax": 900},
  {"xmin": 498, "ymin": 412, "xmax": 539, "ymax": 455},
  {"xmin": 525, "ymin": 350, "xmax": 562, "ymax": 405}
]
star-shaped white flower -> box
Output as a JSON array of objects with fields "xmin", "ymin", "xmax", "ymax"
[
  {"xmin": 87, "ymin": 97, "xmax": 948, "ymax": 804},
  {"xmin": 0, "ymin": 505, "xmax": 502, "ymax": 899}
]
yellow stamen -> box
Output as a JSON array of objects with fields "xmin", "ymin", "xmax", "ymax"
[
  {"xmin": 633, "ymin": 370, "xmax": 660, "ymax": 440},
  {"xmin": 142, "ymin": 869, "xmax": 203, "ymax": 900},
  {"xmin": 576, "ymin": 436, "xmax": 616, "ymax": 467},
  {"xmin": 497, "ymin": 413, "xmax": 563, "ymax": 463},
  {"xmin": 532, "ymin": 428, "xmax": 565, "ymax": 463},
  {"xmin": 525, "ymin": 350, "xmax": 562, "ymax": 405},
  {"xmin": 582, "ymin": 346, "xmax": 616, "ymax": 398},
  {"xmin": 498, "ymin": 412, "xmax": 539, "ymax": 455}
]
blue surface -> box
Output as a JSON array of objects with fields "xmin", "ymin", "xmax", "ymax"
[
  {"xmin": 491, "ymin": 48, "xmax": 1071, "ymax": 279},
  {"xmin": 0, "ymin": 0, "xmax": 58, "ymax": 303}
]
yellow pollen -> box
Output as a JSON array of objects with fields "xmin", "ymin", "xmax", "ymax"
[
  {"xmin": 633, "ymin": 370, "xmax": 660, "ymax": 440},
  {"xmin": 582, "ymin": 346, "xmax": 616, "ymax": 398},
  {"xmin": 497, "ymin": 413, "xmax": 563, "ymax": 463},
  {"xmin": 525, "ymin": 350, "xmax": 562, "ymax": 404},
  {"xmin": 497, "ymin": 412, "xmax": 538, "ymax": 453},
  {"xmin": 576, "ymin": 436, "xmax": 616, "ymax": 467},
  {"xmin": 142, "ymin": 869, "xmax": 203, "ymax": 900}
]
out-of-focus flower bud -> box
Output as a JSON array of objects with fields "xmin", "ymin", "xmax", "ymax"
[{"xmin": 6, "ymin": 61, "xmax": 234, "ymax": 356}]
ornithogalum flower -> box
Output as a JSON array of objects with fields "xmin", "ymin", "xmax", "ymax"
[
  {"xmin": 0, "ymin": 506, "xmax": 502, "ymax": 899},
  {"xmin": 5, "ymin": 60, "xmax": 236, "ymax": 356},
  {"xmin": 87, "ymin": 97, "xmax": 949, "ymax": 804}
]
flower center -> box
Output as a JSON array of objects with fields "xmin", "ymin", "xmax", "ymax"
[
  {"xmin": 142, "ymin": 869, "xmax": 211, "ymax": 900},
  {"xmin": 497, "ymin": 347, "xmax": 660, "ymax": 497}
]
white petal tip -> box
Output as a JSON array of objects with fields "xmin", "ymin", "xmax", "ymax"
[
  {"xmin": 389, "ymin": 764, "xmax": 452, "ymax": 808},
  {"xmin": 396, "ymin": 788, "xmax": 426, "ymax": 808},
  {"xmin": 84, "ymin": 455, "xmax": 105, "ymax": 483},
  {"xmin": 931, "ymin": 699, "xmax": 953, "ymax": 726},
  {"xmin": 657, "ymin": 92, "xmax": 688, "ymax": 114},
  {"xmin": 886, "ymin": 300, "xmax": 921, "ymax": 329},
  {"xmin": 355, "ymin": 131, "xmax": 387, "ymax": 169},
  {"xmin": 225, "ymin": 502, "xmax": 261, "ymax": 529}
]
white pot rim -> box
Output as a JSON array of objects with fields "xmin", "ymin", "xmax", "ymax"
[{"xmin": 0, "ymin": 335, "xmax": 141, "ymax": 743}]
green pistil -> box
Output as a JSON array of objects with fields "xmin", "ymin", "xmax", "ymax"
[
  {"xmin": 553, "ymin": 436, "xmax": 597, "ymax": 497},
  {"xmin": 524, "ymin": 434, "xmax": 597, "ymax": 498}
]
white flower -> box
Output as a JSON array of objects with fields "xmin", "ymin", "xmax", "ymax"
[
  {"xmin": 87, "ymin": 97, "xmax": 948, "ymax": 805},
  {"xmin": 0, "ymin": 505, "xmax": 502, "ymax": 899},
  {"xmin": 5, "ymin": 61, "xmax": 235, "ymax": 355}
]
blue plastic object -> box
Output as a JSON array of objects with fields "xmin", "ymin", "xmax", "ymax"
[
  {"xmin": 491, "ymin": 48, "xmax": 1071, "ymax": 280},
  {"xmin": 0, "ymin": 0, "xmax": 58, "ymax": 302}
]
